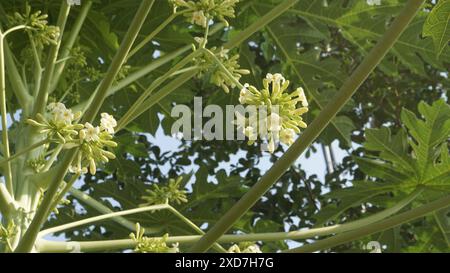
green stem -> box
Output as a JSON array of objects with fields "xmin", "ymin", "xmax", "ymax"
[
  {"xmin": 50, "ymin": 1, "xmax": 93, "ymax": 93},
  {"xmin": 41, "ymin": 144, "xmax": 63, "ymax": 172},
  {"xmin": 112, "ymin": 0, "xmax": 300, "ymax": 131},
  {"xmin": 82, "ymin": 0, "xmax": 155, "ymax": 123},
  {"xmin": 2, "ymin": 25, "xmax": 29, "ymax": 37},
  {"xmin": 48, "ymin": 173, "xmax": 80, "ymax": 214},
  {"xmin": 14, "ymin": 0, "xmax": 156, "ymax": 253},
  {"xmin": 3, "ymin": 42, "xmax": 31, "ymax": 111},
  {"xmin": 286, "ymin": 193, "xmax": 450, "ymax": 253},
  {"xmin": 33, "ymin": 0, "xmax": 71, "ymax": 115},
  {"xmin": 189, "ymin": 0, "xmax": 426, "ymax": 252},
  {"xmin": 0, "ymin": 139, "xmax": 48, "ymax": 167},
  {"xmin": 0, "ymin": 34, "xmax": 13, "ymax": 197},
  {"xmin": 114, "ymin": 0, "xmax": 305, "ymax": 131},
  {"xmin": 224, "ymin": 0, "xmax": 299, "ymax": 49},
  {"xmin": 116, "ymin": 51, "xmax": 200, "ymax": 130},
  {"xmin": 116, "ymin": 69, "xmax": 198, "ymax": 131},
  {"xmin": 74, "ymin": 23, "xmax": 225, "ymax": 113},
  {"xmin": 0, "ymin": 183, "xmax": 15, "ymax": 216},
  {"xmin": 68, "ymin": 187, "xmax": 162, "ymax": 235},
  {"xmin": 29, "ymin": 36, "xmax": 42, "ymax": 97},
  {"xmin": 167, "ymin": 205, "xmax": 227, "ymax": 253},
  {"xmin": 73, "ymin": 47, "xmax": 188, "ymax": 113},
  {"xmin": 38, "ymin": 204, "xmax": 169, "ymax": 237},
  {"xmin": 127, "ymin": 11, "xmax": 182, "ymax": 60},
  {"xmin": 35, "ymin": 188, "xmax": 422, "ymax": 253}
]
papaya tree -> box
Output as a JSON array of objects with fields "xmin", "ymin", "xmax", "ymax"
[{"xmin": 0, "ymin": 0, "xmax": 449, "ymax": 253}]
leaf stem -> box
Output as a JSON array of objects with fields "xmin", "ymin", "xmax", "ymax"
[
  {"xmin": 41, "ymin": 144, "xmax": 63, "ymax": 172},
  {"xmin": 189, "ymin": 0, "xmax": 426, "ymax": 252},
  {"xmin": 38, "ymin": 204, "xmax": 169, "ymax": 237},
  {"xmin": 285, "ymin": 192, "xmax": 450, "ymax": 253},
  {"xmin": 116, "ymin": 69, "xmax": 198, "ymax": 131},
  {"xmin": 3, "ymin": 42, "xmax": 31, "ymax": 111},
  {"xmin": 2, "ymin": 25, "xmax": 29, "ymax": 37},
  {"xmin": 127, "ymin": 11, "xmax": 185, "ymax": 60},
  {"xmin": 34, "ymin": 188, "xmax": 422, "ymax": 253},
  {"xmin": 50, "ymin": 1, "xmax": 93, "ymax": 93},
  {"xmin": 48, "ymin": 173, "xmax": 80, "ymax": 214},
  {"xmin": 0, "ymin": 183, "xmax": 15, "ymax": 216},
  {"xmin": 33, "ymin": 0, "xmax": 71, "ymax": 115},
  {"xmin": 167, "ymin": 205, "xmax": 227, "ymax": 253},
  {"xmin": 0, "ymin": 33, "xmax": 13, "ymax": 196},
  {"xmin": 68, "ymin": 187, "xmax": 162, "ymax": 235},
  {"xmin": 224, "ymin": 0, "xmax": 299, "ymax": 49},
  {"xmin": 116, "ymin": 49, "xmax": 200, "ymax": 130},
  {"xmin": 0, "ymin": 139, "xmax": 48, "ymax": 167}
]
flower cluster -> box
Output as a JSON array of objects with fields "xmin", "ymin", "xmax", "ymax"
[
  {"xmin": 8, "ymin": 4, "xmax": 60, "ymax": 46},
  {"xmin": 27, "ymin": 103, "xmax": 117, "ymax": 175},
  {"xmin": 228, "ymin": 242, "xmax": 262, "ymax": 253},
  {"xmin": 194, "ymin": 45, "xmax": 250, "ymax": 93},
  {"xmin": 130, "ymin": 223, "xmax": 179, "ymax": 253},
  {"xmin": 238, "ymin": 73, "xmax": 309, "ymax": 153},
  {"xmin": 169, "ymin": 0, "xmax": 240, "ymax": 27},
  {"xmin": 141, "ymin": 177, "xmax": 188, "ymax": 206},
  {"xmin": 27, "ymin": 102, "xmax": 83, "ymax": 144},
  {"xmin": 0, "ymin": 222, "xmax": 16, "ymax": 247}
]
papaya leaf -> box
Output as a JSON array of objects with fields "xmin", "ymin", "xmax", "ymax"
[
  {"xmin": 423, "ymin": 0, "xmax": 450, "ymax": 57},
  {"xmin": 256, "ymin": 0, "xmax": 449, "ymax": 75}
]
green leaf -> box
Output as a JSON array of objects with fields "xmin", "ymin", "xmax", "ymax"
[
  {"xmin": 423, "ymin": 0, "xmax": 450, "ymax": 57},
  {"xmin": 317, "ymin": 99, "xmax": 450, "ymax": 232},
  {"xmin": 256, "ymin": 0, "xmax": 449, "ymax": 75},
  {"xmin": 401, "ymin": 99, "xmax": 450, "ymax": 180},
  {"xmin": 314, "ymin": 180, "xmax": 401, "ymax": 226},
  {"xmin": 354, "ymin": 157, "xmax": 409, "ymax": 183},
  {"xmin": 359, "ymin": 99, "xmax": 450, "ymax": 188},
  {"xmin": 364, "ymin": 127, "xmax": 415, "ymax": 174}
]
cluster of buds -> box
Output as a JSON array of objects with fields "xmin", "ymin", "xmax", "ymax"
[
  {"xmin": 238, "ymin": 73, "xmax": 309, "ymax": 153},
  {"xmin": 27, "ymin": 103, "xmax": 118, "ymax": 175},
  {"xmin": 70, "ymin": 113, "xmax": 118, "ymax": 175},
  {"xmin": 130, "ymin": 223, "xmax": 180, "ymax": 253},
  {"xmin": 141, "ymin": 177, "xmax": 188, "ymax": 206},
  {"xmin": 0, "ymin": 222, "xmax": 16, "ymax": 246},
  {"xmin": 228, "ymin": 242, "xmax": 262, "ymax": 253},
  {"xmin": 8, "ymin": 4, "xmax": 60, "ymax": 46},
  {"xmin": 194, "ymin": 44, "xmax": 250, "ymax": 93},
  {"xmin": 169, "ymin": 0, "xmax": 240, "ymax": 27},
  {"xmin": 27, "ymin": 102, "xmax": 83, "ymax": 144}
]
